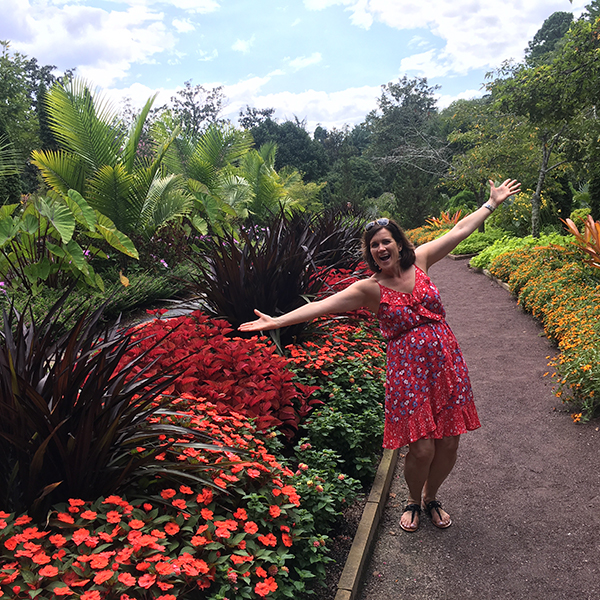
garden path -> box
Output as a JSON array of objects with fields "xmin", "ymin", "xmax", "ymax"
[{"xmin": 357, "ymin": 256, "xmax": 600, "ymax": 600}]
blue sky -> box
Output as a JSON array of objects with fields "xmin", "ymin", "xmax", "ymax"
[{"xmin": 0, "ymin": 0, "xmax": 589, "ymax": 132}]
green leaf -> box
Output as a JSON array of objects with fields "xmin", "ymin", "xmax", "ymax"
[
  {"xmin": 65, "ymin": 239, "xmax": 88, "ymax": 272},
  {"xmin": 95, "ymin": 212, "xmax": 139, "ymax": 259},
  {"xmin": 35, "ymin": 196, "xmax": 75, "ymax": 243},
  {"xmin": 0, "ymin": 217, "xmax": 18, "ymax": 246},
  {"xmin": 65, "ymin": 189, "xmax": 97, "ymax": 230}
]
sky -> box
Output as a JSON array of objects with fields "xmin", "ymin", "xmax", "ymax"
[{"xmin": 0, "ymin": 0, "xmax": 591, "ymax": 132}]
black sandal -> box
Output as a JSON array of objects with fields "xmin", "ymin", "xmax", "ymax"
[
  {"xmin": 423, "ymin": 499, "xmax": 452, "ymax": 529},
  {"xmin": 400, "ymin": 503, "xmax": 421, "ymax": 532}
]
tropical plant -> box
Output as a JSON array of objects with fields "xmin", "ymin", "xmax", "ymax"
[
  {"xmin": 186, "ymin": 210, "xmax": 364, "ymax": 348},
  {"xmin": 0, "ymin": 292, "xmax": 217, "ymax": 518},
  {"xmin": 30, "ymin": 78, "xmax": 193, "ymax": 239},
  {"xmin": 563, "ymin": 213, "xmax": 600, "ymax": 271},
  {"xmin": 155, "ymin": 120, "xmax": 254, "ymax": 232},
  {"xmin": 0, "ymin": 190, "xmax": 138, "ymax": 293}
]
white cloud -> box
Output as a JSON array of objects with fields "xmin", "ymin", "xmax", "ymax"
[
  {"xmin": 287, "ymin": 52, "xmax": 323, "ymax": 71},
  {"xmin": 435, "ymin": 88, "xmax": 485, "ymax": 110},
  {"xmin": 232, "ymin": 36, "xmax": 255, "ymax": 54},
  {"xmin": 197, "ymin": 48, "xmax": 218, "ymax": 61},
  {"xmin": 145, "ymin": 0, "xmax": 220, "ymax": 13},
  {"xmin": 2, "ymin": 0, "xmax": 175, "ymax": 87},
  {"xmin": 367, "ymin": 0, "xmax": 590, "ymax": 76},
  {"xmin": 220, "ymin": 77, "xmax": 381, "ymax": 132},
  {"xmin": 172, "ymin": 18, "xmax": 196, "ymax": 33}
]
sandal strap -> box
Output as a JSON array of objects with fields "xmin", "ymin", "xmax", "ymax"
[
  {"xmin": 402, "ymin": 503, "xmax": 421, "ymax": 522},
  {"xmin": 424, "ymin": 499, "xmax": 443, "ymax": 518}
]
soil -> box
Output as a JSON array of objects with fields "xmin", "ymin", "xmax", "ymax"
[{"xmin": 353, "ymin": 256, "xmax": 600, "ymax": 600}]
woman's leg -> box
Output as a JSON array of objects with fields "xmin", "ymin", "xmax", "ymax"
[
  {"xmin": 422, "ymin": 435, "xmax": 461, "ymax": 527},
  {"xmin": 400, "ymin": 438, "xmax": 435, "ymax": 530}
]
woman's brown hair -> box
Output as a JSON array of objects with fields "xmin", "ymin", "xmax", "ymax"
[{"xmin": 362, "ymin": 218, "xmax": 416, "ymax": 272}]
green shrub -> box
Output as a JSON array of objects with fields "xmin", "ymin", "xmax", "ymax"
[
  {"xmin": 469, "ymin": 232, "xmax": 569, "ymax": 270},
  {"xmin": 450, "ymin": 228, "xmax": 505, "ymax": 255}
]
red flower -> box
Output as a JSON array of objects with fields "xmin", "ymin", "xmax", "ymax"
[
  {"xmin": 14, "ymin": 515, "xmax": 32, "ymax": 526},
  {"xmin": 49, "ymin": 534, "xmax": 67, "ymax": 547},
  {"xmin": 106, "ymin": 511, "xmax": 121, "ymax": 524},
  {"xmin": 57, "ymin": 513, "xmax": 74, "ymax": 524},
  {"xmin": 256, "ymin": 566, "xmax": 267, "ymax": 578},
  {"xmin": 80, "ymin": 510, "xmax": 97, "ymax": 520},
  {"xmin": 233, "ymin": 508, "xmax": 248, "ymax": 520},
  {"xmin": 160, "ymin": 489, "xmax": 176, "ymax": 499},
  {"xmin": 31, "ymin": 551, "xmax": 51, "ymax": 565},
  {"xmin": 201, "ymin": 508, "xmax": 213, "ymax": 520},
  {"xmin": 155, "ymin": 562, "xmax": 175, "ymax": 575},
  {"xmin": 68, "ymin": 499, "xmax": 85, "ymax": 507},
  {"xmin": 179, "ymin": 485, "xmax": 193, "ymax": 495},
  {"xmin": 172, "ymin": 498, "xmax": 187, "ymax": 510},
  {"xmin": 128, "ymin": 519, "xmax": 145, "ymax": 530},
  {"xmin": 80, "ymin": 591, "xmax": 101, "ymax": 600},
  {"xmin": 118, "ymin": 572, "xmax": 136, "ymax": 586},
  {"xmin": 93, "ymin": 570, "xmax": 114, "ymax": 585},
  {"xmin": 244, "ymin": 521, "xmax": 259, "ymax": 534},
  {"xmin": 138, "ymin": 573, "xmax": 156, "ymax": 589},
  {"xmin": 38, "ymin": 565, "xmax": 59, "ymax": 577},
  {"xmin": 71, "ymin": 529, "xmax": 90, "ymax": 545},
  {"xmin": 282, "ymin": 533, "xmax": 293, "ymax": 547},
  {"xmin": 255, "ymin": 576, "xmax": 278, "ymax": 597},
  {"xmin": 268, "ymin": 505, "xmax": 281, "ymax": 518},
  {"xmin": 164, "ymin": 522, "xmax": 180, "ymax": 535},
  {"xmin": 54, "ymin": 586, "xmax": 74, "ymax": 596},
  {"xmin": 257, "ymin": 533, "xmax": 277, "ymax": 547}
]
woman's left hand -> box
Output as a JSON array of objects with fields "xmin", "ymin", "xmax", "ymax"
[{"xmin": 489, "ymin": 178, "xmax": 521, "ymax": 207}]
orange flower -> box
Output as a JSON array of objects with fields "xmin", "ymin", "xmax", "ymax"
[
  {"xmin": 38, "ymin": 565, "xmax": 59, "ymax": 577},
  {"xmin": 118, "ymin": 572, "xmax": 136, "ymax": 586},
  {"xmin": 138, "ymin": 573, "xmax": 156, "ymax": 589},
  {"xmin": 93, "ymin": 570, "xmax": 113, "ymax": 585},
  {"xmin": 164, "ymin": 522, "xmax": 180, "ymax": 535}
]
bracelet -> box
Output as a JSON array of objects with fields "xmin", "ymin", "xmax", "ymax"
[{"xmin": 483, "ymin": 202, "xmax": 496, "ymax": 212}]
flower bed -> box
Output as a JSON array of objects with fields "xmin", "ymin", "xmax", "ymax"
[
  {"xmin": 488, "ymin": 245, "xmax": 600, "ymax": 420},
  {"xmin": 0, "ymin": 397, "xmax": 347, "ymax": 599}
]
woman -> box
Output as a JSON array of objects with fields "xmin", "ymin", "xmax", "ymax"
[{"xmin": 239, "ymin": 178, "xmax": 521, "ymax": 532}]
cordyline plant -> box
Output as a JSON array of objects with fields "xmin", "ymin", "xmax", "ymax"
[
  {"xmin": 563, "ymin": 214, "xmax": 600, "ymax": 270},
  {"xmin": 186, "ymin": 209, "xmax": 364, "ymax": 348},
  {"xmin": 0, "ymin": 292, "xmax": 221, "ymax": 519}
]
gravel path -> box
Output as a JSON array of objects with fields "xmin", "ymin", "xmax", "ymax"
[{"xmin": 357, "ymin": 256, "xmax": 600, "ymax": 600}]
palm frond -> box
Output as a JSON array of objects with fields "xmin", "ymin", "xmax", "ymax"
[
  {"xmin": 31, "ymin": 150, "xmax": 88, "ymax": 196},
  {"xmin": 44, "ymin": 78, "xmax": 123, "ymax": 171}
]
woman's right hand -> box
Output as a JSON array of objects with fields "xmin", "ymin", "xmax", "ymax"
[{"xmin": 238, "ymin": 309, "xmax": 280, "ymax": 332}]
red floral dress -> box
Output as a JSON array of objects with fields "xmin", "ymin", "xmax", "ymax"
[{"xmin": 378, "ymin": 266, "xmax": 481, "ymax": 448}]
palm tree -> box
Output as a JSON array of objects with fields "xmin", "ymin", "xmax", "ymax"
[{"xmin": 31, "ymin": 79, "xmax": 193, "ymax": 239}]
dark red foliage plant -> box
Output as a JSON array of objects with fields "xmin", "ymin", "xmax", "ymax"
[{"xmin": 120, "ymin": 310, "xmax": 320, "ymax": 438}]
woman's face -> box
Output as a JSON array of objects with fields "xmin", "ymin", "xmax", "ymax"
[{"xmin": 369, "ymin": 227, "xmax": 401, "ymax": 271}]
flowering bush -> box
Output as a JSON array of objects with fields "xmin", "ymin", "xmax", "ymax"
[
  {"xmin": 283, "ymin": 269, "xmax": 387, "ymax": 483},
  {"xmin": 119, "ymin": 311, "xmax": 319, "ymax": 439},
  {"xmin": 488, "ymin": 246, "xmax": 600, "ymax": 420},
  {"xmin": 0, "ymin": 397, "xmax": 332, "ymax": 599}
]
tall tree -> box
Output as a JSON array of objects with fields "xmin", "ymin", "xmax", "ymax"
[
  {"xmin": 250, "ymin": 118, "xmax": 329, "ymax": 182},
  {"xmin": 524, "ymin": 12, "xmax": 573, "ymax": 66},
  {"xmin": 365, "ymin": 76, "xmax": 447, "ymax": 227}
]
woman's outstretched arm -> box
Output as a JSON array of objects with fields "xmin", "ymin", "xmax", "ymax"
[
  {"xmin": 416, "ymin": 178, "xmax": 521, "ymax": 272},
  {"xmin": 238, "ymin": 278, "xmax": 378, "ymax": 332}
]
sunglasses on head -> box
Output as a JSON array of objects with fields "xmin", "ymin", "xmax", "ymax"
[{"xmin": 365, "ymin": 218, "xmax": 389, "ymax": 231}]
